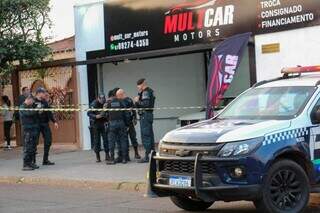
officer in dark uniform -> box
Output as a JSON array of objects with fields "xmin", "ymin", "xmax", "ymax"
[
  {"xmin": 33, "ymin": 88, "xmax": 59, "ymax": 165},
  {"xmin": 20, "ymin": 95, "xmax": 40, "ymax": 171},
  {"xmin": 116, "ymin": 89, "xmax": 141, "ymax": 160},
  {"xmin": 104, "ymin": 93, "xmax": 130, "ymax": 165},
  {"xmin": 87, "ymin": 93, "xmax": 109, "ymax": 163},
  {"xmin": 15, "ymin": 87, "xmax": 31, "ymax": 146},
  {"xmin": 134, "ymin": 79, "xmax": 155, "ymax": 163}
]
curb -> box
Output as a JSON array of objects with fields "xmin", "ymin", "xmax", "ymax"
[
  {"xmin": 0, "ymin": 176, "xmax": 146, "ymax": 193},
  {"xmin": 1, "ymin": 176, "xmax": 320, "ymax": 204}
]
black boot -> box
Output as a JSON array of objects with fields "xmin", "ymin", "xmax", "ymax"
[
  {"xmin": 32, "ymin": 154, "xmax": 36, "ymax": 164},
  {"xmin": 30, "ymin": 163, "xmax": 40, "ymax": 169},
  {"xmin": 126, "ymin": 152, "xmax": 131, "ymax": 162},
  {"xmin": 43, "ymin": 160, "xmax": 55, "ymax": 166},
  {"xmin": 106, "ymin": 153, "xmax": 116, "ymax": 165},
  {"xmin": 116, "ymin": 151, "xmax": 122, "ymax": 163},
  {"xmin": 43, "ymin": 153, "xmax": 55, "ymax": 165},
  {"xmin": 137, "ymin": 155, "xmax": 149, "ymax": 163},
  {"xmin": 96, "ymin": 152, "xmax": 101, "ymax": 163},
  {"xmin": 122, "ymin": 159, "xmax": 127, "ymax": 164},
  {"xmin": 105, "ymin": 152, "xmax": 111, "ymax": 161},
  {"xmin": 31, "ymin": 154, "xmax": 39, "ymax": 169},
  {"xmin": 134, "ymin": 146, "xmax": 141, "ymax": 159}
]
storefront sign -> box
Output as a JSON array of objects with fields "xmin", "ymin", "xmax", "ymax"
[{"xmin": 104, "ymin": 0, "xmax": 320, "ymax": 56}]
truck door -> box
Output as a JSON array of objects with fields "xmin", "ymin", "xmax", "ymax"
[{"xmin": 309, "ymin": 98, "xmax": 320, "ymax": 165}]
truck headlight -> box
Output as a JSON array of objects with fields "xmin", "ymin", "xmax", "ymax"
[
  {"xmin": 217, "ymin": 137, "xmax": 264, "ymax": 157},
  {"xmin": 158, "ymin": 140, "xmax": 163, "ymax": 150}
]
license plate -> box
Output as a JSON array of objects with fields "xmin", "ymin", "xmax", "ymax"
[{"xmin": 169, "ymin": 176, "xmax": 192, "ymax": 188}]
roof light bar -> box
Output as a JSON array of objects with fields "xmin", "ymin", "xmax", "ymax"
[{"xmin": 281, "ymin": 66, "xmax": 320, "ymax": 74}]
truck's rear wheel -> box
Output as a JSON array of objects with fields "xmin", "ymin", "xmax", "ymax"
[
  {"xmin": 254, "ymin": 159, "xmax": 309, "ymax": 213},
  {"xmin": 170, "ymin": 195, "xmax": 214, "ymax": 211}
]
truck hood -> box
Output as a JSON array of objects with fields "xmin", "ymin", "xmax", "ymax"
[{"xmin": 162, "ymin": 119, "xmax": 291, "ymax": 143}]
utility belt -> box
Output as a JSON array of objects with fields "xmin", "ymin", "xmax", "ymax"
[
  {"xmin": 22, "ymin": 124, "xmax": 40, "ymax": 130},
  {"xmin": 108, "ymin": 119, "xmax": 124, "ymax": 123},
  {"xmin": 39, "ymin": 122, "xmax": 50, "ymax": 126},
  {"xmin": 138, "ymin": 110, "xmax": 153, "ymax": 115},
  {"xmin": 90, "ymin": 118, "xmax": 107, "ymax": 125}
]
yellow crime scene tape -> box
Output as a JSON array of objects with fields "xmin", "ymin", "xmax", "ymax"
[{"xmin": 0, "ymin": 106, "xmax": 205, "ymax": 112}]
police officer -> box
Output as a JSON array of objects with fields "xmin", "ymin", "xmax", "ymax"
[
  {"xmin": 105, "ymin": 90, "xmax": 130, "ymax": 165},
  {"xmin": 87, "ymin": 93, "xmax": 109, "ymax": 163},
  {"xmin": 15, "ymin": 87, "xmax": 31, "ymax": 146},
  {"xmin": 34, "ymin": 88, "xmax": 59, "ymax": 165},
  {"xmin": 20, "ymin": 95, "xmax": 40, "ymax": 171},
  {"xmin": 134, "ymin": 79, "xmax": 156, "ymax": 163},
  {"xmin": 116, "ymin": 89, "xmax": 141, "ymax": 160}
]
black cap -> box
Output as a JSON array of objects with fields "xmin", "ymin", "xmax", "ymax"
[
  {"xmin": 108, "ymin": 90, "xmax": 114, "ymax": 98},
  {"xmin": 35, "ymin": 87, "xmax": 47, "ymax": 94},
  {"xmin": 98, "ymin": 93, "xmax": 105, "ymax": 99},
  {"xmin": 137, "ymin": 78, "xmax": 145, "ymax": 85}
]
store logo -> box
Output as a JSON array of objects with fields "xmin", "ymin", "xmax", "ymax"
[
  {"xmin": 165, "ymin": 0, "xmax": 217, "ymax": 15},
  {"xmin": 175, "ymin": 149, "xmax": 191, "ymax": 157},
  {"xmin": 164, "ymin": 0, "xmax": 234, "ymax": 35}
]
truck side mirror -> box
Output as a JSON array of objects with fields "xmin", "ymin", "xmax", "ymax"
[{"xmin": 312, "ymin": 106, "xmax": 320, "ymax": 124}]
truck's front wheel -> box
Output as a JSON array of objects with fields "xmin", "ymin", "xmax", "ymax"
[
  {"xmin": 170, "ymin": 195, "xmax": 214, "ymax": 211},
  {"xmin": 254, "ymin": 159, "xmax": 310, "ymax": 213}
]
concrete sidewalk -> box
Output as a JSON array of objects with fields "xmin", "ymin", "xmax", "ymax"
[{"xmin": 0, "ymin": 146, "xmax": 148, "ymax": 192}]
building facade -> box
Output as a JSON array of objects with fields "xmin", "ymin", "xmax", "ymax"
[{"xmin": 74, "ymin": 0, "xmax": 320, "ymax": 150}]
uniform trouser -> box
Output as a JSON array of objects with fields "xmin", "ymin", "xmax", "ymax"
[
  {"xmin": 108, "ymin": 120, "xmax": 128, "ymax": 159},
  {"xmin": 119, "ymin": 122, "xmax": 138, "ymax": 158},
  {"xmin": 128, "ymin": 122, "xmax": 138, "ymax": 148},
  {"xmin": 89, "ymin": 122, "xmax": 95, "ymax": 149},
  {"xmin": 93, "ymin": 123, "xmax": 109, "ymax": 154},
  {"xmin": 4, "ymin": 121, "xmax": 12, "ymax": 146},
  {"xmin": 139, "ymin": 112, "xmax": 155, "ymax": 156},
  {"xmin": 23, "ymin": 127, "xmax": 38, "ymax": 166},
  {"xmin": 20, "ymin": 123, "xmax": 24, "ymax": 147},
  {"xmin": 38, "ymin": 123, "xmax": 52, "ymax": 162}
]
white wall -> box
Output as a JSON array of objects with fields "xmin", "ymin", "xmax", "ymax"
[
  {"xmin": 255, "ymin": 26, "xmax": 320, "ymax": 82},
  {"xmin": 101, "ymin": 53, "xmax": 206, "ymax": 142},
  {"xmin": 74, "ymin": 1, "xmax": 105, "ymax": 150}
]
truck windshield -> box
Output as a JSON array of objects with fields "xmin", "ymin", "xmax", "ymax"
[{"xmin": 218, "ymin": 86, "xmax": 316, "ymax": 120}]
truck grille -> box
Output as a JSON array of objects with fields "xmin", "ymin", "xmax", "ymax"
[
  {"xmin": 160, "ymin": 141, "xmax": 224, "ymax": 157},
  {"xmin": 160, "ymin": 160, "xmax": 216, "ymax": 174}
]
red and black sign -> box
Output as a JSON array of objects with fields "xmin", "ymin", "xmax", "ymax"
[{"xmin": 104, "ymin": 0, "xmax": 320, "ymax": 57}]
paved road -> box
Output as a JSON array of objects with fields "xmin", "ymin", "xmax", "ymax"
[{"xmin": 0, "ymin": 183, "xmax": 319, "ymax": 213}]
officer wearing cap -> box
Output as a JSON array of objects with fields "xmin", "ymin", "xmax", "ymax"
[
  {"xmin": 134, "ymin": 78, "xmax": 156, "ymax": 163},
  {"xmin": 105, "ymin": 90, "xmax": 130, "ymax": 165},
  {"xmin": 20, "ymin": 95, "xmax": 40, "ymax": 171},
  {"xmin": 87, "ymin": 93, "xmax": 109, "ymax": 162},
  {"xmin": 34, "ymin": 88, "xmax": 59, "ymax": 166}
]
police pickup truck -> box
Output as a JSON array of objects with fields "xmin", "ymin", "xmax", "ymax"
[{"xmin": 147, "ymin": 66, "xmax": 320, "ymax": 213}]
